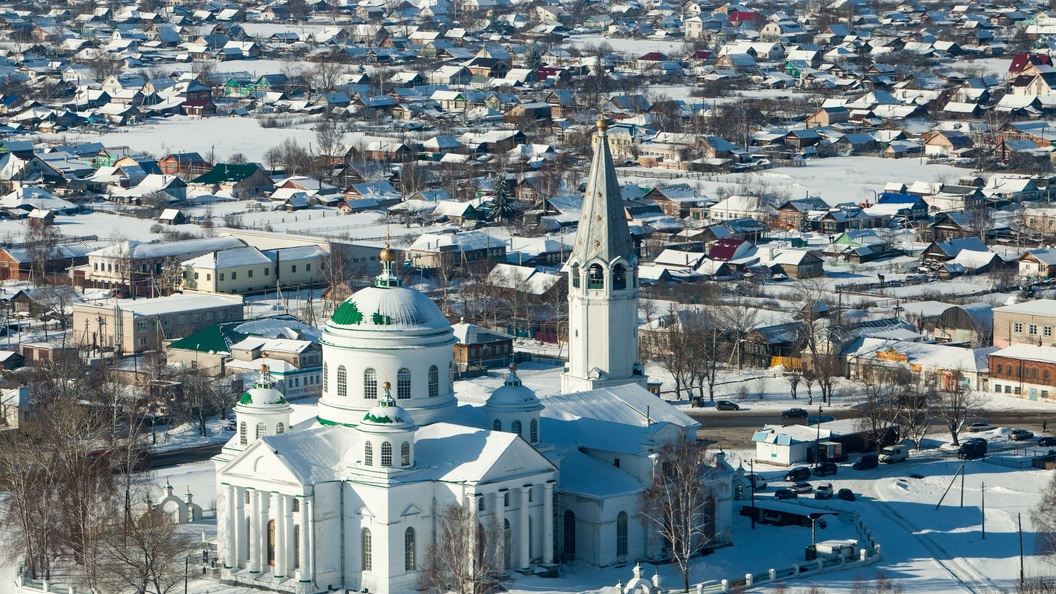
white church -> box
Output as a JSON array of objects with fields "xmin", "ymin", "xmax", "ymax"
[{"xmin": 213, "ymin": 117, "xmax": 737, "ymax": 594}]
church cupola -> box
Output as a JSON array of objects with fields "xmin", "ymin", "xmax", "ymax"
[
  {"xmin": 356, "ymin": 382, "xmax": 418, "ymax": 471},
  {"xmin": 230, "ymin": 364, "xmax": 293, "ymax": 452},
  {"xmin": 485, "ymin": 366, "xmax": 543, "ymax": 446},
  {"xmin": 562, "ymin": 117, "xmax": 646, "ymax": 394}
]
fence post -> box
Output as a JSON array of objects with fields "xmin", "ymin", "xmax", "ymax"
[
  {"xmin": 721, "ymin": 579, "xmax": 729, "ymax": 592},
  {"xmin": 769, "ymin": 569, "xmax": 776, "ymax": 582},
  {"xmin": 860, "ymin": 549, "xmax": 868, "ymax": 562},
  {"xmin": 745, "ymin": 573, "xmax": 753, "ymax": 586}
]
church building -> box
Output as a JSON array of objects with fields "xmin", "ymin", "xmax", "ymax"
[{"xmin": 213, "ymin": 118, "xmax": 735, "ymax": 594}]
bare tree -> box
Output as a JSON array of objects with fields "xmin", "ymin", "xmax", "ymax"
[
  {"xmin": 642, "ymin": 433, "xmax": 726, "ymax": 593},
  {"xmin": 641, "ymin": 307, "xmax": 695, "ymax": 399},
  {"xmin": 935, "ymin": 373, "xmax": 988, "ymax": 446},
  {"xmin": 420, "ymin": 501, "xmax": 502, "ymax": 594},
  {"xmin": 24, "ymin": 220, "xmax": 61, "ymax": 286},
  {"xmin": 99, "ymin": 508, "xmax": 197, "ymax": 594},
  {"xmin": 87, "ymin": 52, "xmax": 124, "ymax": 82},
  {"xmin": 855, "ymin": 364, "xmax": 915, "ymax": 452},
  {"xmin": 1031, "ymin": 471, "xmax": 1056, "ymax": 563},
  {"xmin": 796, "ymin": 280, "xmax": 838, "ymax": 405}
]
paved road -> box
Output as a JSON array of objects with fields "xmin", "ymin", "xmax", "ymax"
[
  {"xmin": 149, "ymin": 444, "xmax": 224, "ymax": 469},
  {"xmin": 686, "ymin": 407, "xmax": 1053, "ymax": 431}
]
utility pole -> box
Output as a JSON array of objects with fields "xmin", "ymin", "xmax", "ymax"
[
  {"xmin": 749, "ymin": 459, "xmax": 756, "ymax": 530},
  {"xmin": 981, "ymin": 482, "xmax": 985, "ymax": 540},
  {"xmin": 1019, "ymin": 513, "xmax": 1025, "ymax": 589}
]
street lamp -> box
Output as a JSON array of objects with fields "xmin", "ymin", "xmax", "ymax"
[
  {"xmin": 815, "ymin": 404, "xmax": 823, "ymax": 464},
  {"xmin": 808, "ymin": 512, "xmax": 840, "ymax": 548}
]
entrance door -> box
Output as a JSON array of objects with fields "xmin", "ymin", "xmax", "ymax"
[{"xmin": 267, "ymin": 520, "xmax": 276, "ymax": 566}]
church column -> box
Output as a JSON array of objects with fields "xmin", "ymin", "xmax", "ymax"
[
  {"xmin": 248, "ymin": 489, "xmax": 260, "ymax": 573},
  {"xmin": 284, "ymin": 495, "xmax": 296, "ymax": 576},
  {"xmin": 542, "ymin": 481, "xmax": 554, "ymax": 564},
  {"xmin": 225, "ymin": 484, "xmax": 237, "ymax": 569},
  {"xmin": 494, "ymin": 491, "xmax": 506, "ymax": 574},
  {"xmin": 274, "ymin": 494, "xmax": 287, "ymax": 579},
  {"xmin": 519, "ymin": 486, "xmax": 531, "ymax": 570},
  {"xmin": 259, "ymin": 491, "xmax": 270, "ymax": 573},
  {"xmin": 298, "ymin": 497, "xmax": 312, "ymax": 583}
]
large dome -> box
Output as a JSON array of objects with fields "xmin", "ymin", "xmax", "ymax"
[{"xmin": 329, "ymin": 285, "xmax": 450, "ymax": 331}]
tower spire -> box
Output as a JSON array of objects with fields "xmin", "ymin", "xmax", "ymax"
[{"xmin": 569, "ymin": 116, "xmax": 634, "ymax": 266}]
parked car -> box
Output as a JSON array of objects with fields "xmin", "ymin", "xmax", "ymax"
[
  {"xmin": 814, "ymin": 483, "xmax": 833, "ymax": 499},
  {"xmin": 789, "ymin": 481, "xmax": 813, "ymax": 494},
  {"xmin": 781, "ymin": 408, "xmax": 808, "ymax": 418},
  {"xmin": 837, "ymin": 488, "xmax": 856, "ymax": 501},
  {"xmin": 716, "ymin": 400, "xmax": 740, "ymax": 411},
  {"xmin": 812, "ymin": 461, "xmax": 838, "ymax": 476},
  {"xmin": 785, "ymin": 466, "xmax": 811, "ymax": 482},
  {"xmin": 957, "ymin": 438, "xmax": 987, "ymax": 460},
  {"xmin": 1010, "ymin": 429, "xmax": 1035, "ymax": 441},
  {"xmin": 1039, "ymin": 437, "xmax": 1056, "ymax": 447},
  {"xmin": 852, "ymin": 454, "xmax": 878, "ymax": 470},
  {"xmin": 749, "ymin": 474, "xmax": 767, "ymax": 490},
  {"xmin": 774, "ymin": 488, "xmax": 798, "ymax": 500},
  {"xmin": 879, "ymin": 445, "xmax": 908, "ymax": 463},
  {"xmin": 967, "ymin": 422, "xmax": 996, "ymax": 432}
]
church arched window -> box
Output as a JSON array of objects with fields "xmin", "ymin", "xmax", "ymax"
[
  {"xmin": 493, "ymin": 419, "xmax": 502, "ymax": 431},
  {"xmin": 336, "ymin": 365, "xmax": 347, "ymax": 398},
  {"xmin": 255, "ymin": 422, "xmax": 266, "ymax": 439},
  {"xmin": 613, "ymin": 264, "xmax": 627, "ymax": 290},
  {"xmin": 276, "ymin": 422, "xmax": 285, "ymax": 435},
  {"xmin": 364, "ymin": 367, "xmax": 377, "ymax": 399},
  {"xmin": 428, "ymin": 365, "xmax": 439, "ymax": 398},
  {"xmin": 397, "ymin": 368, "xmax": 411, "ymax": 399},
  {"xmin": 530, "ymin": 419, "xmax": 539, "ymax": 443},
  {"xmin": 571, "ymin": 263, "xmax": 581, "ymax": 288},
  {"xmin": 405, "ymin": 527, "xmax": 416, "ymax": 570},
  {"xmin": 588, "ymin": 264, "xmax": 604, "ymax": 289},
  {"xmin": 364, "ymin": 441, "xmax": 373, "ymax": 466},
  {"xmin": 322, "ymin": 362, "xmax": 328, "ymax": 392},
  {"xmin": 381, "ymin": 441, "xmax": 393, "ymax": 466},
  {"xmin": 401, "ymin": 441, "xmax": 411, "ymax": 466},
  {"xmin": 239, "ymin": 422, "xmax": 247, "ymax": 445},
  {"xmin": 616, "ymin": 512, "xmax": 628, "ymax": 558},
  {"xmin": 511, "ymin": 420, "xmax": 522, "ymax": 436},
  {"xmin": 362, "ymin": 528, "xmax": 372, "ymax": 571}
]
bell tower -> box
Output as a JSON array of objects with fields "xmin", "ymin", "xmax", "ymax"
[{"xmin": 561, "ymin": 117, "xmax": 645, "ymax": 394}]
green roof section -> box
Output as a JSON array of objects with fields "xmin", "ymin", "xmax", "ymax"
[
  {"xmin": 363, "ymin": 411, "xmax": 400, "ymax": 424},
  {"xmin": 168, "ymin": 323, "xmax": 245, "ymax": 353},
  {"xmin": 239, "ymin": 391, "xmax": 254, "ymax": 405},
  {"xmin": 331, "ymin": 301, "xmax": 364, "ymax": 325}
]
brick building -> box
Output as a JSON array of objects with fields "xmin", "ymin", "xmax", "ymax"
[{"xmin": 988, "ymin": 343, "xmax": 1056, "ymax": 401}]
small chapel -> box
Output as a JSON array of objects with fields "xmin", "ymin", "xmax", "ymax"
[{"xmin": 213, "ymin": 117, "xmax": 736, "ymax": 594}]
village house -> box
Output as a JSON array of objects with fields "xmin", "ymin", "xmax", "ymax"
[{"xmin": 993, "ymin": 299, "xmax": 1056, "ymax": 347}]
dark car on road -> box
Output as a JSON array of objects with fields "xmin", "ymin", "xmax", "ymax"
[
  {"xmin": 1040, "ymin": 437, "xmax": 1056, "ymax": 447},
  {"xmin": 852, "ymin": 454, "xmax": 878, "ymax": 470},
  {"xmin": 957, "ymin": 438, "xmax": 987, "ymax": 460},
  {"xmin": 774, "ymin": 489, "xmax": 797, "ymax": 500},
  {"xmin": 716, "ymin": 400, "xmax": 740, "ymax": 411},
  {"xmin": 1010, "ymin": 429, "xmax": 1035, "ymax": 441},
  {"xmin": 785, "ymin": 466, "xmax": 811, "ymax": 482},
  {"xmin": 782, "ymin": 408, "xmax": 808, "ymax": 418},
  {"xmin": 837, "ymin": 488, "xmax": 856, "ymax": 501},
  {"xmin": 812, "ymin": 461, "xmax": 838, "ymax": 476}
]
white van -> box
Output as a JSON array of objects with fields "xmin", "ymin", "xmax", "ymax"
[{"xmin": 879, "ymin": 445, "xmax": 908, "ymax": 463}]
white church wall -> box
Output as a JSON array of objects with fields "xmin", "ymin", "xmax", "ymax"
[{"xmin": 312, "ymin": 482, "xmax": 343, "ymax": 590}]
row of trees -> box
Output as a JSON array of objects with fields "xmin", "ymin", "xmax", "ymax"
[{"xmin": 0, "ymin": 357, "xmax": 202, "ymax": 592}]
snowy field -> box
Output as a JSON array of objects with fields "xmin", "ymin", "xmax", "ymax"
[{"xmin": 88, "ymin": 363, "xmax": 1055, "ymax": 594}]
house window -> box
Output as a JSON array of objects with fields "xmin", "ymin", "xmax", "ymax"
[
  {"xmin": 997, "ymin": 364, "xmax": 1003, "ymax": 374},
  {"xmin": 276, "ymin": 423, "xmax": 284, "ymax": 434},
  {"xmin": 381, "ymin": 442, "xmax": 393, "ymax": 466},
  {"xmin": 1015, "ymin": 387, "xmax": 1022, "ymax": 395},
  {"xmin": 306, "ymin": 264, "xmax": 311, "ymax": 271},
  {"xmin": 512, "ymin": 420, "xmax": 522, "ymax": 436},
  {"xmin": 291, "ymin": 265, "xmax": 297, "ymax": 273},
  {"xmin": 364, "ymin": 441, "xmax": 373, "ymax": 466},
  {"xmin": 323, "ymin": 363, "xmax": 328, "ymax": 390},
  {"xmin": 264, "ymin": 268, "xmax": 269, "ymax": 276},
  {"xmin": 1030, "ymin": 324, "xmax": 1038, "ymax": 335},
  {"xmin": 337, "ymin": 365, "xmax": 347, "ymax": 397},
  {"xmin": 1047, "ymin": 327, "xmax": 1053, "ymax": 338},
  {"xmin": 231, "ymin": 272, "xmax": 237, "ymax": 280},
  {"xmin": 397, "ymin": 368, "xmax": 411, "ymax": 399},
  {"xmin": 493, "ymin": 419, "xmax": 502, "ymax": 431},
  {"xmin": 248, "ymin": 269, "xmax": 253, "ymax": 278},
  {"xmin": 219, "ymin": 273, "xmax": 225, "ymax": 281},
  {"xmin": 240, "ymin": 422, "xmax": 247, "ymax": 445},
  {"xmin": 194, "ymin": 272, "xmax": 199, "ymax": 280},
  {"xmin": 478, "ymin": 497, "xmax": 485, "ymax": 512},
  {"xmin": 364, "ymin": 368, "xmax": 377, "ymax": 398},
  {"xmin": 401, "ymin": 441, "xmax": 410, "ymax": 466},
  {"xmin": 571, "ymin": 264, "xmax": 581, "ymax": 288},
  {"xmin": 1014, "ymin": 322, "xmax": 1024, "ymax": 333},
  {"xmin": 428, "ymin": 365, "xmax": 439, "ymax": 397},
  {"xmin": 530, "ymin": 419, "xmax": 538, "ymax": 443},
  {"xmin": 1006, "ymin": 385, "xmax": 1012, "ymax": 393},
  {"xmin": 503, "ymin": 491, "xmax": 510, "ymax": 507},
  {"xmin": 256, "ymin": 422, "xmax": 266, "ymax": 439}
]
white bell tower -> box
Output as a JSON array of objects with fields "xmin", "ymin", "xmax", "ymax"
[{"xmin": 561, "ymin": 116, "xmax": 646, "ymax": 394}]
